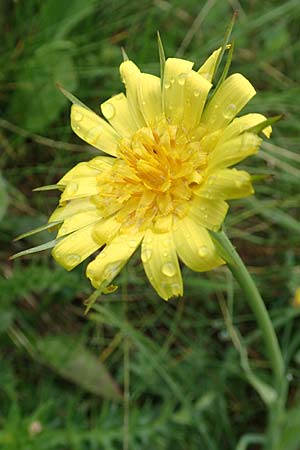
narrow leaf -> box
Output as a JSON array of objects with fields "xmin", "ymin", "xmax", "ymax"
[
  {"xmin": 33, "ymin": 184, "xmax": 63, "ymax": 192},
  {"xmin": 10, "ymin": 239, "xmax": 58, "ymax": 260},
  {"xmin": 214, "ymin": 40, "xmax": 235, "ymax": 92},
  {"xmin": 37, "ymin": 335, "xmax": 121, "ymax": 400}
]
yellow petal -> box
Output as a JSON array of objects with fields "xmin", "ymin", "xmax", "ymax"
[
  {"xmin": 60, "ymin": 176, "xmax": 99, "ymax": 203},
  {"xmin": 201, "ymin": 74, "xmax": 256, "ymax": 131},
  {"xmin": 174, "ymin": 216, "xmax": 224, "ymax": 271},
  {"xmin": 52, "ymin": 223, "xmax": 100, "ymax": 270},
  {"xmin": 137, "ymin": 73, "xmax": 162, "ymax": 126},
  {"xmin": 181, "ymin": 70, "xmax": 212, "ymax": 130},
  {"xmin": 86, "ymin": 232, "xmax": 143, "ymax": 289},
  {"xmin": 196, "ymin": 169, "xmax": 254, "ymax": 200},
  {"xmin": 49, "ymin": 198, "xmax": 97, "ymax": 222},
  {"xmin": 219, "ymin": 113, "xmax": 272, "ymax": 144},
  {"xmin": 92, "ymin": 215, "xmax": 121, "ymax": 245},
  {"xmin": 58, "ymin": 159, "xmax": 110, "ymax": 186},
  {"xmin": 197, "ymin": 47, "xmax": 221, "ymax": 81},
  {"xmin": 119, "ymin": 60, "xmax": 146, "ymax": 129},
  {"xmin": 189, "ymin": 197, "xmax": 228, "ymax": 231},
  {"xmin": 163, "ymin": 58, "xmax": 194, "ymax": 124},
  {"xmin": 207, "ymin": 133, "xmax": 262, "ymax": 171},
  {"xmin": 141, "ymin": 229, "xmax": 183, "ymax": 301},
  {"xmin": 101, "ymin": 93, "xmax": 138, "ymax": 137},
  {"xmin": 57, "ymin": 210, "xmax": 101, "ymax": 237},
  {"xmin": 71, "ymin": 105, "xmax": 120, "ymax": 156}
]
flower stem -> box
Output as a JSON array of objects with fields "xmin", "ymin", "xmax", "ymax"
[
  {"xmin": 212, "ymin": 231, "xmax": 286, "ymax": 448},
  {"xmin": 212, "ymin": 231, "xmax": 285, "ymax": 391}
]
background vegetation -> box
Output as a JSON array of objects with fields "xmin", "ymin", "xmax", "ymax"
[{"xmin": 1, "ymin": 0, "xmax": 300, "ymax": 449}]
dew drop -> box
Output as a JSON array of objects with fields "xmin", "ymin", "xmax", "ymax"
[
  {"xmin": 103, "ymin": 261, "xmax": 123, "ymax": 278},
  {"xmin": 223, "ymin": 103, "xmax": 237, "ymax": 120},
  {"xmin": 198, "ymin": 246, "xmax": 208, "ymax": 257},
  {"xmin": 164, "ymin": 81, "xmax": 171, "ymax": 90},
  {"xmin": 102, "ymin": 102, "xmax": 115, "ymax": 120},
  {"xmin": 163, "ymin": 251, "xmax": 168, "ymax": 257},
  {"xmin": 141, "ymin": 248, "xmax": 152, "ymax": 263},
  {"xmin": 193, "ymin": 89, "xmax": 201, "ymax": 97},
  {"xmin": 85, "ymin": 126, "xmax": 102, "ymax": 144},
  {"xmin": 161, "ymin": 262, "xmax": 176, "ymax": 277},
  {"xmin": 74, "ymin": 112, "xmax": 83, "ymax": 122},
  {"xmin": 178, "ymin": 72, "xmax": 188, "ymax": 86},
  {"xmin": 170, "ymin": 77, "xmax": 175, "ymax": 85},
  {"xmin": 66, "ymin": 254, "xmax": 81, "ymax": 265},
  {"xmin": 128, "ymin": 238, "xmax": 138, "ymax": 248}
]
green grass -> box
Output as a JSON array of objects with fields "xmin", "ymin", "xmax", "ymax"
[{"xmin": 1, "ymin": 1, "xmax": 300, "ymax": 449}]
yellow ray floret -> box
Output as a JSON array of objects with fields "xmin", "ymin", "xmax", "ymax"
[{"xmin": 28, "ymin": 46, "xmax": 273, "ymax": 301}]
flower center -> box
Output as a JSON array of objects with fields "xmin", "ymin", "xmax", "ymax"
[{"xmin": 94, "ymin": 121, "xmax": 208, "ymax": 233}]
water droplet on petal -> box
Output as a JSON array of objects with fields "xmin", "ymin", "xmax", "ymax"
[
  {"xmin": 85, "ymin": 126, "xmax": 102, "ymax": 144},
  {"xmin": 102, "ymin": 102, "xmax": 115, "ymax": 120},
  {"xmin": 223, "ymin": 103, "xmax": 237, "ymax": 120},
  {"xmin": 161, "ymin": 262, "xmax": 176, "ymax": 277},
  {"xmin": 74, "ymin": 112, "xmax": 83, "ymax": 122},
  {"xmin": 178, "ymin": 72, "xmax": 188, "ymax": 86},
  {"xmin": 164, "ymin": 81, "xmax": 171, "ymax": 90},
  {"xmin": 103, "ymin": 261, "xmax": 123, "ymax": 278},
  {"xmin": 170, "ymin": 77, "xmax": 175, "ymax": 85},
  {"xmin": 128, "ymin": 238, "xmax": 138, "ymax": 248},
  {"xmin": 198, "ymin": 246, "xmax": 208, "ymax": 257},
  {"xmin": 163, "ymin": 251, "xmax": 168, "ymax": 257},
  {"xmin": 193, "ymin": 89, "xmax": 201, "ymax": 97},
  {"xmin": 66, "ymin": 254, "xmax": 81, "ymax": 265},
  {"xmin": 141, "ymin": 248, "xmax": 152, "ymax": 263}
]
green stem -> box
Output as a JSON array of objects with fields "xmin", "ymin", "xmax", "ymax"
[{"xmin": 212, "ymin": 231, "xmax": 285, "ymax": 390}]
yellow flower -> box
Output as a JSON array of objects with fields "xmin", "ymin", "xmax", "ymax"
[{"xmin": 49, "ymin": 47, "xmax": 271, "ymax": 300}]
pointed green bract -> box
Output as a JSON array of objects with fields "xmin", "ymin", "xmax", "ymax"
[
  {"xmin": 121, "ymin": 47, "xmax": 129, "ymax": 61},
  {"xmin": 212, "ymin": 11, "xmax": 237, "ymax": 84},
  {"xmin": 246, "ymin": 115, "xmax": 283, "ymax": 135},
  {"xmin": 56, "ymin": 83, "xmax": 92, "ymax": 111},
  {"xmin": 33, "ymin": 184, "xmax": 63, "ymax": 192},
  {"xmin": 10, "ymin": 239, "xmax": 58, "ymax": 260},
  {"xmin": 214, "ymin": 40, "xmax": 235, "ymax": 92},
  {"xmin": 14, "ymin": 221, "xmax": 62, "ymax": 242},
  {"xmin": 157, "ymin": 31, "xmax": 166, "ymax": 89}
]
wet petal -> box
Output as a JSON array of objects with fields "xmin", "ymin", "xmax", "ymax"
[
  {"xmin": 52, "ymin": 223, "xmax": 100, "ymax": 270},
  {"xmin": 189, "ymin": 197, "xmax": 228, "ymax": 232},
  {"xmin": 137, "ymin": 73, "xmax": 162, "ymax": 126},
  {"xmin": 49, "ymin": 198, "xmax": 97, "ymax": 222},
  {"xmin": 201, "ymin": 74, "xmax": 256, "ymax": 131},
  {"xmin": 119, "ymin": 60, "xmax": 146, "ymax": 128},
  {"xmin": 182, "ymin": 70, "xmax": 212, "ymax": 130},
  {"xmin": 71, "ymin": 104, "xmax": 119, "ymax": 155},
  {"xmin": 101, "ymin": 93, "xmax": 138, "ymax": 137},
  {"xmin": 174, "ymin": 216, "xmax": 224, "ymax": 271},
  {"xmin": 197, "ymin": 47, "xmax": 221, "ymax": 81},
  {"xmin": 86, "ymin": 232, "xmax": 143, "ymax": 289},
  {"xmin": 163, "ymin": 58, "xmax": 194, "ymax": 124},
  {"xmin": 218, "ymin": 113, "xmax": 272, "ymax": 144},
  {"xmin": 196, "ymin": 169, "xmax": 254, "ymax": 200},
  {"xmin": 57, "ymin": 210, "xmax": 101, "ymax": 237},
  {"xmin": 141, "ymin": 229, "xmax": 183, "ymax": 301},
  {"xmin": 207, "ymin": 133, "xmax": 262, "ymax": 171},
  {"xmin": 60, "ymin": 177, "xmax": 99, "ymax": 203}
]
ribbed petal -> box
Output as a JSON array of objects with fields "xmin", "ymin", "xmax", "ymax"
[
  {"xmin": 174, "ymin": 216, "xmax": 224, "ymax": 271},
  {"xmin": 196, "ymin": 169, "xmax": 254, "ymax": 200},
  {"xmin": 58, "ymin": 156, "xmax": 113, "ymax": 186},
  {"xmin": 71, "ymin": 105, "xmax": 119, "ymax": 155},
  {"xmin": 86, "ymin": 232, "xmax": 143, "ymax": 289},
  {"xmin": 218, "ymin": 113, "xmax": 272, "ymax": 144},
  {"xmin": 201, "ymin": 74, "xmax": 256, "ymax": 131},
  {"xmin": 57, "ymin": 210, "xmax": 101, "ymax": 237},
  {"xmin": 207, "ymin": 133, "xmax": 262, "ymax": 171},
  {"xmin": 49, "ymin": 198, "xmax": 97, "ymax": 222},
  {"xmin": 52, "ymin": 223, "xmax": 100, "ymax": 270},
  {"xmin": 119, "ymin": 60, "xmax": 146, "ymax": 128},
  {"xmin": 101, "ymin": 93, "xmax": 139, "ymax": 137},
  {"xmin": 92, "ymin": 215, "xmax": 121, "ymax": 245},
  {"xmin": 197, "ymin": 47, "xmax": 221, "ymax": 81},
  {"xmin": 189, "ymin": 197, "xmax": 228, "ymax": 232},
  {"xmin": 163, "ymin": 58, "xmax": 194, "ymax": 124},
  {"xmin": 60, "ymin": 177, "xmax": 99, "ymax": 203},
  {"xmin": 137, "ymin": 73, "xmax": 162, "ymax": 126},
  {"xmin": 141, "ymin": 229, "xmax": 183, "ymax": 301},
  {"xmin": 181, "ymin": 70, "xmax": 212, "ymax": 130}
]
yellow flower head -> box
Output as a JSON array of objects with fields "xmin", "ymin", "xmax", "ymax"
[{"xmin": 49, "ymin": 47, "xmax": 271, "ymax": 300}]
